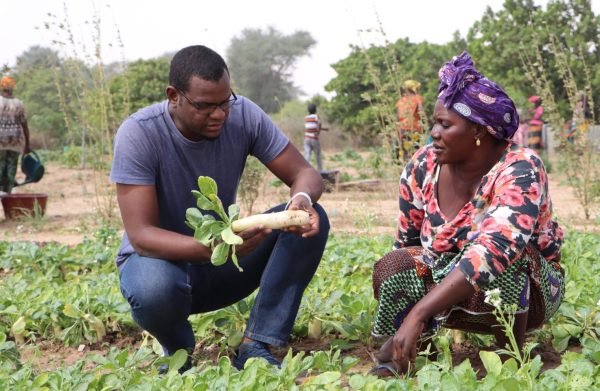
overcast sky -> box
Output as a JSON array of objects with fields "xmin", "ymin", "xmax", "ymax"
[{"xmin": 4, "ymin": 0, "xmax": 599, "ymax": 98}]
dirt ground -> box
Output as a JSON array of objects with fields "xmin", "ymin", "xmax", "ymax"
[
  {"xmin": 1, "ymin": 158, "xmax": 596, "ymax": 375},
  {"xmin": 1, "ymin": 158, "xmax": 596, "ymax": 243}
]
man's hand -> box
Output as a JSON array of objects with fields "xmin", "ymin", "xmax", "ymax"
[
  {"xmin": 234, "ymin": 225, "xmax": 272, "ymax": 257},
  {"xmin": 23, "ymin": 144, "xmax": 31, "ymax": 155},
  {"xmin": 283, "ymin": 197, "xmax": 320, "ymax": 238}
]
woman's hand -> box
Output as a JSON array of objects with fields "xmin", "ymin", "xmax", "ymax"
[
  {"xmin": 390, "ymin": 269, "xmax": 476, "ymax": 373},
  {"xmin": 391, "ymin": 311, "xmax": 426, "ymax": 373}
]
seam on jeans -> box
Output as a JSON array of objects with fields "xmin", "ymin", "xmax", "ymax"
[
  {"xmin": 118, "ymin": 253, "xmax": 133, "ymax": 275},
  {"xmin": 186, "ymin": 262, "xmax": 191, "ymax": 287},
  {"xmin": 118, "ymin": 255, "xmax": 132, "ymax": 300},
  {"xmin": 244, "ymin": 331, "xmax": 287, "ymax": 348},
  {"xmin": 246, "ymin": 229, "xmax": 282, "ymax": 335}
]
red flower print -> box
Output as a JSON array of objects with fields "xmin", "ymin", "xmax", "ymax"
[
  {"xmin": 427, "ymin": 200, "xmax": 437, "ymax": 214},
  {"xmin": 409, "ymin": 209, "xmax": 424, "ymax": 226},
  {"xmin": 400, "ymin": 183, "xmax": 411, "ymax": 201},
  {"xmin": 480, "ymin": 217, "xmax": 503, "ymax": 233},
  {"xmin": 436, "ymin": 226, "xmax": 457, "ymax": 240},
  {"xmin": 538, "ymin": 233, "xmax": 550, "ymax": 249},
  {"xmin": 491, "ymin": 257, "xmax": 507, "ymax": 274},
  {"xmin": 502, "ymin": 188, "xmax": 525, "ymax": 207},
  {"xmin": 516, "ymin": 214, "xmax": 535, "ymax": 231},
  {"xmin": 433, "ymin": 239, "xmax": 453, "ymax": 252},
  {"xmin": 456, "ymin": 239, "xmax": 467, "ymax": 249},
  {"xmin": 422, "ymin": 220, "xmax": 432, "ymax": 237},
  {"xmin": 423, "ymin": 183, "xmax": 434, "ymax": 197},
  {"xmin": 392, "ymin": 143, "xmax": 562, "ymax": 290},
  {"xmin": 398, "ymin": 215, "xmax": 409, "ymax": 231},
  {"xmin": 527, "ymin": 182, "xmax": 541, "ymax": 203},
  {"xmin": 479, "ymin": 237, "xmax": 503, "ymax": 257}
]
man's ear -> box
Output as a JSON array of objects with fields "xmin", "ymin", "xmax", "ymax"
[{"xmin": 165, "ymin": 86, "xmax": 179, "ymax": 104}]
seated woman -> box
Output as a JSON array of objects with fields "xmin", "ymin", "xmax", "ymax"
[{"xmin": 371, "ymin": 52, "xmax": 564, "ymax": 375}]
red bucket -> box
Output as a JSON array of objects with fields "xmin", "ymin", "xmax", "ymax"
[{"xmin": 1, "ymin": 193, "xmax": 48, "ymax": 219}]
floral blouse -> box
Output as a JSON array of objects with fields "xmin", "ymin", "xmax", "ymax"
[{"xmin": 395, "ymin": 143, "xmax": 563, "ymax": 290}]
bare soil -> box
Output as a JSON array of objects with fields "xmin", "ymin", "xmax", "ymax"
[
  {"xmin": 2, "ymin": 158, "xmax": 596, "ymax": 375},
  {"xmin": 2, "ymin": 160, "xmax": 595, "ymax": 242}
]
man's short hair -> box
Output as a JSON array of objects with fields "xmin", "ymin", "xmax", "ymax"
[
  {"xmin": 169, "ymin": 45, "xmax": 229, "ymax": 92},
  {"xmin": 307, "ymin": 103, "xmax": 317, "ymax": 114}
]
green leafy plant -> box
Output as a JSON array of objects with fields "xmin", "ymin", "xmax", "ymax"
[
  {"xmin": 185, "ymin": 176, "xmax": 244, "ymax": 271},
  {"xmin": 12, "ymin": 199, "xmax": 46, "ymax": 230},
  {"xmin": 186, "ymin": 176, "xmax": 310, "ymax": 271}
]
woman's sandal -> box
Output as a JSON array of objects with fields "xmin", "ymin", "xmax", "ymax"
[{"xmin": 368, "ymin": 362, "xmax": 398, "ymax": 378}]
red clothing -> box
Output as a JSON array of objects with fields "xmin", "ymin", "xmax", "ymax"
[
  {"xmin": 304, "ymin": 114, "xmax": 321, "ymax": 140},
  {"xmin": 395, "ymin": 143, "xmax": 562, "ymax": 290},
  {"xmin": 529, "ymin": 106, "xmax": 543, "ymax": 126},
  {"xmin": 396, "ymin": 94, "xmax": 424, "ymax": 131}
]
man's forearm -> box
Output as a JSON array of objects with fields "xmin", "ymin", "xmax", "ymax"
[
  {"xmin": 290, "ymin": 166, "xmax": 323, "ymax": 203},
  {"xmin": 129, "ymin": 225, "xmax": 212, "ymax": 263}
]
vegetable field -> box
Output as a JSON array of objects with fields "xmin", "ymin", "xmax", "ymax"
[{"xmin": 1, "ymin": 155, "xmax": 600, "ymax": 390}]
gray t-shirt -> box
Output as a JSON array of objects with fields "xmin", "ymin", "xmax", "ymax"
[{"xmin": 109, "ymin": 97, "xmax": 289, "ymax": 266}]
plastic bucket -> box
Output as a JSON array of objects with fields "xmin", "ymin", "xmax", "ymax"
[{"xmin": 1, "ymin": 193, "xmax": 48, "ymax": 219}]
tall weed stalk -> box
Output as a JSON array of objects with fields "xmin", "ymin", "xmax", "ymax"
[
  {"xmin": 356, "ymin": 9, "xmax": 428, "ymax": 185},
  {"xmin": 43, "ymin": 3, "xmax": 130, "ymax": 223},
  {"xmin": 520, "ymin": 30, "xmax": 599, "ymax": 220},
  {"xmin": 237, "ymin": 157, "xmax": 267, "ymax": 216}
]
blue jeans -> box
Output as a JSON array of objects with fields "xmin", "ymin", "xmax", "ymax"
[{"xmin": 118, "ymin": 203, "xmax": 329, "ymax": 355}]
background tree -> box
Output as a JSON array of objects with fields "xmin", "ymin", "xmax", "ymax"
[
  {"xmin": 324, "ymin": 0, "xmax": 599, "ymax": 140},
  {"xmin": 10, "ymin": 46, "xmax": 81, "ymax": 146},
  {"xmin": 109, "ymin": 57, "xmax": 170, "ymax": 118},
  {"xmin": 226, "ymin": 27, "xmax": 316, "ymax": 113},
  {"xmin": 466, "ymin": 0, "xmax": 600, "ymax": 117},
  {"xmin": 324, "ymin": 40, "xmax": 456, "ymax": 143}
]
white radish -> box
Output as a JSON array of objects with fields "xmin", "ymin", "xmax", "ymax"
[{"xmin": 231, "ymin": 210, "xmax": 310, "ymax": 232}]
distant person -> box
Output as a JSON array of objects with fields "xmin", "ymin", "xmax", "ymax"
[
  {"xmin": 513, "ymin": 108, "xmax": 528, "ymax": 147},
  {"xmin": 110, "ymin": 45, "xmax": 329, "ymax": 373},
  {"xmin": 565, "ymin": 91, "xmax": 592, "ymax": 143},
  {"xmin": 527, "ymin": 95, "xmax": 543, "ymax": 153},
  {"xmin": 0, "ymin": 76, "xmax": 30, "ymax": 194},
  {"xmin": 395, "ymin": 80, "xmax": 425, "ymax": 161},
  {"xmin": 370, "ymin": 52, "xmax": 564, "ymax": 377},
  {"xmin": 303, "ymin": 103, "xmax": 327, "ymax": 171}
]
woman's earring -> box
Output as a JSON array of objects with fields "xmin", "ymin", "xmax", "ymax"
[{"xmin": 476, "ymin": 138, "xmax": 481, "ymax": 147}]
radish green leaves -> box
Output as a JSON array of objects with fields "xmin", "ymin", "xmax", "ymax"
[{"xmin": 186, "ymin": 176, "xmax": 244, "ymax": 271}]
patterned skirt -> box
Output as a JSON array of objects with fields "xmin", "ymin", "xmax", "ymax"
[
  {"xmin": 527, "ymin": 124, "xmax": 543, "ymax": 151},
  {"xmin": 372, "ymin": 246, "xmax": 564, "ymax": 337}
]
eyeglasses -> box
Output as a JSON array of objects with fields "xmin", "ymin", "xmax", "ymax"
[{"xmin": 176, "ymin": 88, "xmax": 238, "ymax": 114}]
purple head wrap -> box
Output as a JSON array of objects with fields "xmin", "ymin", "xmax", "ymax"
[{"xmin": 438, "ymin": 51, "xmax": 519, "ymax": 140}]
